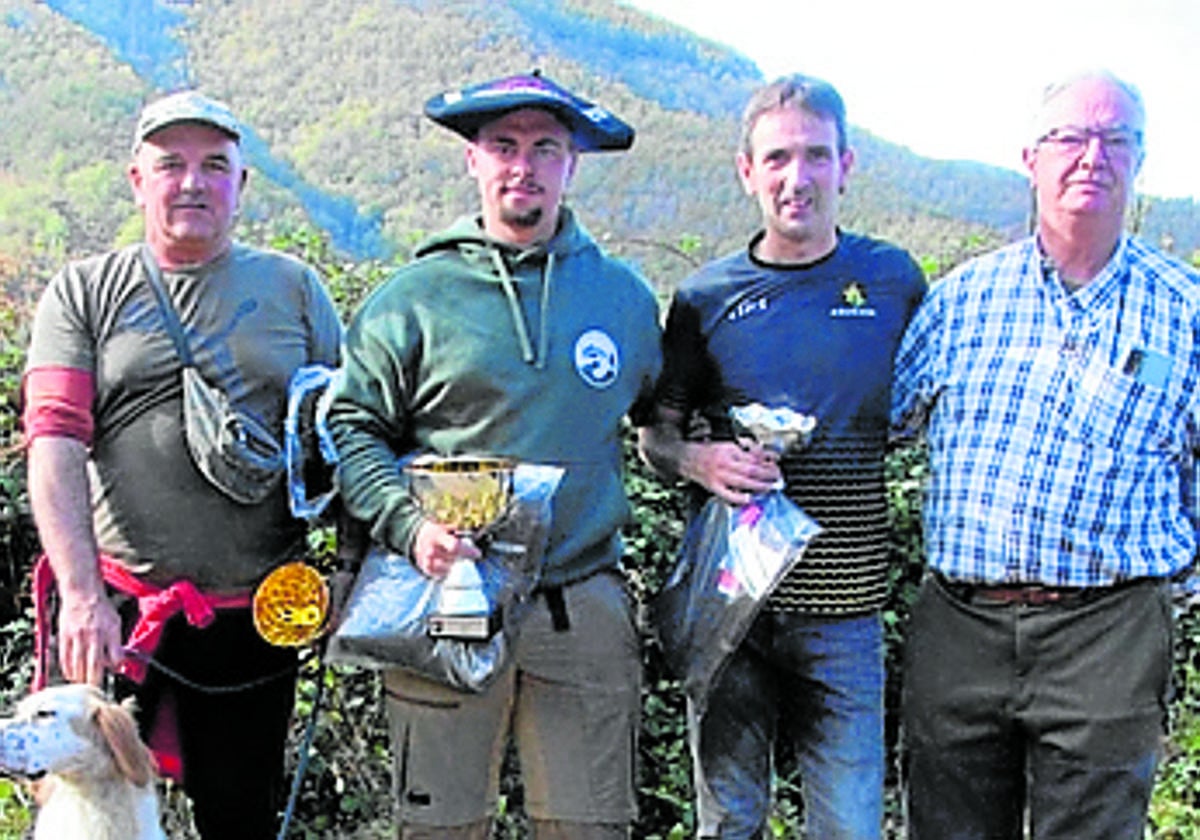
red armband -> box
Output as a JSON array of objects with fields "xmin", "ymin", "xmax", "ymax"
[{"xmin": 21, "ymin": 366, "xmax": 96, "ymax": 446}]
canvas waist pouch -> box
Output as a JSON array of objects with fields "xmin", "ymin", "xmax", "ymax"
[
  {"xmin": 137, "ymin": 245, "xmax": 285, "ymax": 505},
  {"xmin": 182, "ymin": 365, "xmax": 284, "ymax": 505}
]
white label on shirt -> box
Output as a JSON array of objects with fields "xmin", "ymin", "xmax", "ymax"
[{"xmin": 574, "ymin": 329, "xmax": 620, "ymax": 390}]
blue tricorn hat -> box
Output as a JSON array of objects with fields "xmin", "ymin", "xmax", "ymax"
[{"xmin": 424, "ymin": 70, "xmax": 634, "ymax": 152}]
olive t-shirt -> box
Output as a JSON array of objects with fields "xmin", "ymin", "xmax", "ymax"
[{"xmin": 26, "ymin": 243, "xmax": 342, "ymax": 591}]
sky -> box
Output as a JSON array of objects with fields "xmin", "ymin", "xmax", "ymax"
[{"xmin": 626, "ymin": 0, "xmax": 1198, "ymax": 202}]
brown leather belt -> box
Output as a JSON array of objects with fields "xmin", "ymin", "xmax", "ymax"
[{"xmin": 933, "ymin": 572, "xmax": 1140, "ymax": 607}]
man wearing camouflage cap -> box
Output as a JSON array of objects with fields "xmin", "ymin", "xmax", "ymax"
[
  {"xmin": 328, "ymin": 71, "xmax": 660, "ymax": 838},
  {"xmin": 24, "ymin": 89, "xmax": 341, "ymax": 838}
]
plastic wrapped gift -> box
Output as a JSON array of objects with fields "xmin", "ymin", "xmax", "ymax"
[
  {"xmin": 326, "ymin": 463, "xmax": 563, "ymax": 692},
  {"xmin": 652, "ymin": 403, "xmax": 821, "ymax": 716},
  {"xmin": 651, "ymin": 494, "xmax": 821, "ymax": 716}
]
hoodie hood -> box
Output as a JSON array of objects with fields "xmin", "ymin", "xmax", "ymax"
[{"xmin": 412, "ymin": 207, "xmax": 595, "ymax": 370}]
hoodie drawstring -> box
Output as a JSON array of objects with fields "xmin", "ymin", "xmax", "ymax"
[
  {"xmin": 489, "ymin": 247, "xmax": 553, "ymax": 370},
  {"xmin": 538, "ymin": 253, "xmax": 554, "ymax": 368}
]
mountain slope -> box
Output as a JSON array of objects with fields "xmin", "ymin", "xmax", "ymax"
[{"xmin": 1, "ymin": 0, "xmax": 1196, "ymax": 293}]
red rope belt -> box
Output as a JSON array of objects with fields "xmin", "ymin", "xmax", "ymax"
[
  {"xmin": 32, "ymin": 554, "xmax": 252, "ymax": 688},
  {"xmin": 32, "ymin": 555, "xmax": 256, "ymax": 782}
]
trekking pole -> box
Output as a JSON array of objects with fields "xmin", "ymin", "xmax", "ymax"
[
  {"xmin": 276, "ymin": 645, "xmax": 328, "ymax": 840},
  {"xmin": 253, "ymin": 561, "xmax": 334, "ymax": 840}
]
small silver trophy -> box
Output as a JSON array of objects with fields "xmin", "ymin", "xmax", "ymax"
[{"xmin": 406, "ymin": 455, "xmax": 515, "ymax": 640}]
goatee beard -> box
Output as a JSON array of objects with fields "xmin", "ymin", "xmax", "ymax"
[{"xmin": 502, "ymin": 207, "xmax": 544, "ymax": 229}]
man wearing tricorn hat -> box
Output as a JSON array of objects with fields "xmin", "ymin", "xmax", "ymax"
[
  {"xmin": 23, "ymin": 89, "xmax": 342, "ymax": 838},
  {"xmin": 327, "ymin": 72, "xmax": 660, "ymax": 838}
]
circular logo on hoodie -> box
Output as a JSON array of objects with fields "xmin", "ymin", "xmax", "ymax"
[{"xmin": 574, "ymin": 329, "xmax": 619, "ymax": 389}]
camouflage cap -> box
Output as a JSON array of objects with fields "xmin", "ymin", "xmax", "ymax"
[{"xmin": 133, "ymin": 90, "xmax": 241, "ymax": 153}]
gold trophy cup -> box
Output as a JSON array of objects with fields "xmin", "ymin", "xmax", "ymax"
[{"xmin": 406, "ymin": 455, "xmax": 515, "ymax": 639}]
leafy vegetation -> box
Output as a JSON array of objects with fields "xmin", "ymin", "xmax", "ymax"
[
  {"xmin": 3, "ymin": 0, "xmax": 1200, "ymax": 836},
  {"xmin": 4, "ymin": 223, "xmax": 1200, "ymax": 839}
]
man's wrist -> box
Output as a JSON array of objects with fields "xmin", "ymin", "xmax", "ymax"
[
  {"xmin": 676, "ymin": 440, "xmax": 708, "ymax": 487},
  {"xmin": 55, "ymin": 568, "xmax": 108, "ymax": 603}
]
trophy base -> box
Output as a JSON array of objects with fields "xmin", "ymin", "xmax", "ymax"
[{"xmin": 428, "ymin": 610, "xmax": 499, "ymax": 640}]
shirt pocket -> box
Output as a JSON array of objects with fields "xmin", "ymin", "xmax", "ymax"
[{"xmin": 1070, "ymin": 362, "xmax": 1175, "ymax": 455}]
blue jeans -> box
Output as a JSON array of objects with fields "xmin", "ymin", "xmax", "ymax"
[{"xmin": 690, "ymin": 611, "xmax": 885, "ymax": 839}]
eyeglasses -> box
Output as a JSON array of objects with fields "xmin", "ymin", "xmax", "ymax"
[{"xmin": 1036, "ymin": 126, "xmax": 1143, "ymax": 161}]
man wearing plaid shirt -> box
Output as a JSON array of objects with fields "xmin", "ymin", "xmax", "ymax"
[{"xmin": 892, "ymin": 69, "xmax": 1200, "ymax": 839}]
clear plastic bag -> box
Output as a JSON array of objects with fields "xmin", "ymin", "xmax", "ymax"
[
  {"xmin": 326, "ymin": 464, "xmax": 563, "ymax": 692},
  {"xmin": 284, "ymin": 364, "xmax": 341, "ymax": 520},
  {"xmin": 651, "ymin": 492, "xmax": 821, "ymax": 716}
]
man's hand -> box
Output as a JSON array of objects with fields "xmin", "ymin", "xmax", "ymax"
[
  {"xmin": 28, "ymin": 435, "xmax": 122, "ymax": 685},
  {"xmin": 679, "ymin": 439, "xmax": 781, "ymax": 506},
  {"xmin": 640, "ymin": 407, "xmax": 782, "ymax": 506},
  {"xmin": 56, "ymin": 589, "xmax": 123, "ymax": 686},
  {"xmin": 410, "ymin": 520, "xmax": 483, "ymax": 578}
]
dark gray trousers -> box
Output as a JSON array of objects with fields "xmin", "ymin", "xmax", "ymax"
[{"xmin": 902, "ymin": 574, "xmax": 1171, "ymax": 840}]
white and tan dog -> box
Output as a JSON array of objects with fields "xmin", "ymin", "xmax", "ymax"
[{"xmin": 0, "ymin": 683, "xmax": 165, "ymax": 840}]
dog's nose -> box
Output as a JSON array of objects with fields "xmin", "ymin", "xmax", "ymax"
[{"xmin": 0, "ymin": 725, "xmax": 39, "ymax": 776}]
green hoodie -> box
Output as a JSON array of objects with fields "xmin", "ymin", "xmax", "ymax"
[{"xmin": 329, "ymin": 208, "xmax": 662, "ymax": 587}]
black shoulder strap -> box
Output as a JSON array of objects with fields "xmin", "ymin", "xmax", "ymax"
[{"xmin": 139, "ymin": 245, "xmax": 195, "ymax": 367}]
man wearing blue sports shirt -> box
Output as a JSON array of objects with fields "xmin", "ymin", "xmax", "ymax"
[
  {"xmin": 893, "ymin": 69, "xmax": 1200, "ymax": 838},
  {"xmin": 641, "ymin": 74, "xmax": 925, "ymax": 839}
]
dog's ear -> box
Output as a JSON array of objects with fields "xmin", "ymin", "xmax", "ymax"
[{"xmin": 92, "ymin": 699, "xmax": 155, "ymax": 788}]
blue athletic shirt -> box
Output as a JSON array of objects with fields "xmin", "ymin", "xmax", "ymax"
[{"xmin": 657, "ymin": 230, "xmax": 926, "ymax": 614}]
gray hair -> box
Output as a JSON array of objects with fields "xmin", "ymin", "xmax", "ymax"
[{"xmin": 1031, "ymin": 69, "xmax": 1146, "ymax": 146}]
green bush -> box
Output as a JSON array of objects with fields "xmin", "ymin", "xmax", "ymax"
[{"xmin": 3, "ymin": 226, "xmax": 1200, "ymax": 839}]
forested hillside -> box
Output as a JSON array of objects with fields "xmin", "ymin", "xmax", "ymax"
[
  {"xmin": 3, "ymin": 0, "xmax": 1196, "ymax": 299},
  {"xmin": 4, "ymin": 3, "xmax": 1200, "ymax": 836}
]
